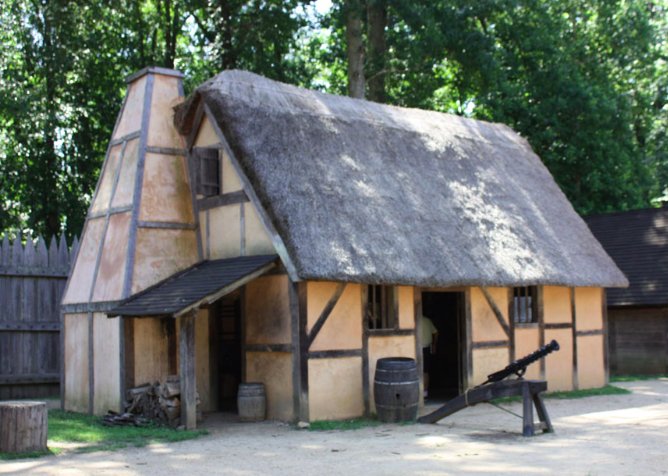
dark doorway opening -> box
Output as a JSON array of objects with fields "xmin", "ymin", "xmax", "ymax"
[
  {"xmin": 421, "ymin": 292, "xmax": 465, "ymax": 399},
  {"xmin": 211, "ymin": 291, "xmax": 242, "ymax": 412}
]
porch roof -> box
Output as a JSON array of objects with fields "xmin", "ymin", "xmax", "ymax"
[{"xmin": 107, "ymin": 254, "xmax": 278, "ymax": 318}]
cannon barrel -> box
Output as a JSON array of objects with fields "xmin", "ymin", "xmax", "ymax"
[{"xmin": 482, "ymin": 339, "xmax": 560, "ymax": 385}]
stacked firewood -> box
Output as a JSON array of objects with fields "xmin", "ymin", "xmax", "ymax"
[{"xmin": 104, "ymin": 375, "xmax": 199, "ymax": 428}]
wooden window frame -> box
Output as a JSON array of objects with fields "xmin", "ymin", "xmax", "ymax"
[
  {"xmin": 193, "ymin": 147, "xmax": 220, "ymax": 197},
  {"xmin": 512, "ymin": 286, "xmax": 538, "ymax": 324},
  {"xmin": 366, "ymin": 285, "xmax": 398, "ymax": 331}
]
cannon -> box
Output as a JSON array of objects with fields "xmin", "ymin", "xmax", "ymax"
[{"xmin": 418, "ymin": 340, "xmax": 560, "ymax": 436}]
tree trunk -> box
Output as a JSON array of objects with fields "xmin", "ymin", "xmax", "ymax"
[
  {"xmin": 346, "ymin": 0, "xmax": 366, "ymax": 99},
  {"xmin": 0, "ymin": 402, "xmax": 48, "ymax": 453},
  {"xmin": 367, "ymin": 0, "xmax": 387, "ymax": 103}
]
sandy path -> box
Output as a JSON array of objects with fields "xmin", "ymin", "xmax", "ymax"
[{"xmin": 2, "ymin": 379, "xmax": 667, "ymax": 475}]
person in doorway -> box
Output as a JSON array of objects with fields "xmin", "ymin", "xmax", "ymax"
[{"xmin": 421, "ymin": 314, "xmax": 438, "ymax": 398}]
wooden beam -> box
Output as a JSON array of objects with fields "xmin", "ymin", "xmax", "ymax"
[
  {"xmin": 537, "ymin": 287, "xmax": 546, "ymax": 380},
  {"xmin": 413, "ymin": 288, "xmax": 423, "ymax": 405},
  {"xmin": 308, "ymin": 349, "xmax": 362, "ymax": 359},
  {"xmin": 179, "ymin": 310, "xmax": 197, "ymax": 429},
  {"xmin": 88, "ymin": 313, "xmax": 94, "ymax": 415},
  {"xmin": 464, "ymin": 288, "xmax": 473, "ymax": 389},
  {"xmin": 362, "ymin": 283, "xmax": 370, "ymax": 416},
  {"xmin": 198, "ymin": 191, "xmax": 249, "ymax": 211},
  {"xmin": 307, "ymin": 283, "xmax": 346, "ymax": 348},
  {"xmin": 507, "ymin": 288, "xmax": 516, "ymax": 362},
  {"xmin": 479, "ymin": 287, "xmax": 511, "ymax": 338},
  {"xmin": 602, "ymin": 289, "xmax": 609, "ymax": 385},
  {"xmin": 472, "ymin": 340, "xmax": 509, "ymax": 349},
  {"xmin": 289, "ymin": 280, "xmax": 309, "ymax": 422},
  {"xmin": 570, "ymin": 287, "xmax": 579, "ymax": 391}
]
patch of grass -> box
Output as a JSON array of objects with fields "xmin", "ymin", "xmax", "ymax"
[
  {"xmin": 0, "ymin": 410, "xmax": 207, "ymax": 460},
  {"xmin": 309, "ymin": 417, "xmax": 382, "ymax": 431},
  {"xmin": 48, "ymin": 410, "xmax": 207, "ymax": 451},
  {"xmin": 611, "ymin": 374, "xmax": 668, "ymax": 382},
  {"xmin": 492, "ymin": 384, "xmax": 630, "ymax": 404},
  {"xmin": 545, "ymin": 385, "xmax": 630, "ymax": 399}
]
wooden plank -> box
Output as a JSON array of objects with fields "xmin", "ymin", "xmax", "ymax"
[
  {"xmin": 198, "ymin": 191, "xmax": 249, "ymax": 211},
  {"xmin": 545, "ymin": 323, "xmax": 572, "ymax": 329},
  {"xmin": 362, "ymin": 281, "xmax": 370, "ymax": 416},
  {"xmin": 472, "ymin": 340, "xmax": 509, "ymax": 349},
  {"xmin": 602, "ymin": 289, "xmax": 609, "ymax": 384},
  {"xmin": 576, "ymin": 329, "xmax": 605, "ymax": 337},
  {"xmin": 88, "ymin": 313, "xmax": 94, "ymax": 414},
  {"xmin": 122, "ymin": 73, "xmax": 155, "ymax": 299},
  {"xmin": 571, "ymin": 287, "xmax": 579, "ymax": 390},
  {"xmin": 464, "ymin": 288, "xmax": 473, "ymax": 389},
  {"xmin": 508, "ymin": 288, "xmax": 516, "ymax": 362},
  {"xmin": 61, "ymin": 301, "xmax": 123, "ymax": 314},
  {"xmin": 308, "ymin": 349, "xmax": 362, "ymax": 359},
  {"xmin": 145, "ymin": 146, "xmax": 186, "ymax": 156},
  {"xmin": 413, "ymin": 288, "xmax": 423, "ymax": 404},
  {"xmin": 179, "ymin": 310, "xmax": 197, "ymax": 429},
  {"xmin": 0, "ymin": 374, "xmax": 60, "ymax": 385},
  {"xmin": 479, "ymin": 287, "xmax": 511, "ymax": 338},
  {"xmin": 307, "ymin": 283, "xmax": 346, "ymax": 348},
  {"xmin": 366, "ymin": 328, "xmax": 414, "ymax": 337},
  {"xmin": 297, "ymin": 282, "xmax": 309, "ymax": 422},
  {"xmin": 136, "ymin": 221, "xmax": 196, "ymax": 230},
  {"xmin": 245, "ymin": 344, "xmax": 293, "ymax": 353},
  {"xmin": 537, "ymin": 287, "xmax": 546, "ymax": 380},
  {"xmin": 0, "ymin": 322, "xmax": 60, "ymax": 332},
  {"xmin": 240, "ymin": 202, "xmax": 246, "ymax": 256}
]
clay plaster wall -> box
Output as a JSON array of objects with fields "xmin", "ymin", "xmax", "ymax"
[
  {"xmin": 470, "ymin": 287, "xmax": 509, "ymax": 342},
  {"xmin": 544, "ymin": 328, "xmax": 573, "ymax": 391},
  {"xmin": 113, "ymin": 75, "xmax": 146, "ymax": 139},
  {"xmin": 245, "ymin": 275, "xmax": 291, "ymax": 345},
  {"xmin": 471, "ymin": 348, "xmax": 509, "ymax": 386},
  {"xmin": 133, "ymin": 318, "xmax": 170, "ymax": 386},
  {"xmin": 514, "ymin": 327, "xmax": 541, "ymax": 380},
  {"xmin": 63, "ymin": 313, "xmax": 89, "ymax": 413},
  {"xmin": 139, "ymin": 153, "xmax": 193, "ymax": 224},
  {"xmin": 245, "ymin": 352, "xmax": 293, "ymax": 420},
  {"xmin": 308, "ymin": 357, "xmax": 363, "ymax": 421},
  {"xmin": 93, "ymin": 313, "xmax": 121, "ymax": 414},
  {"xmin": 91, "ymin": 212, "xmax": 130, "ymax": 302},
  {"xmin": 307, "ymin": 282, "xmax": 362, "ymax": 351},
  {"xmin": 397, "ymin": 286, "xmax": 415, "ymax": 330}
]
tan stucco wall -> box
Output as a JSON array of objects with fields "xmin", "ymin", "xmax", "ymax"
[
  {"xmin": 139, "ymin": 153, "xmax": 193, "ymax": 223},
  {"xmin": 544, "ymin": 329, "xmax": 573, "ymax": 391},
  {"xmin": 222, "ymin": 150, "xmax": 243, "ymax": 193},
  {"xmin": 577, "ymin": 335, "xmax": 606, "ymax": 389},
  {"xmin": 113, "ymin": 75, "xmax": 146, "ymax": 139},
  {"xmin": 90, "ymin": 143, "xmax": 123, "ymax": 215},
  {"xmin": 133, "ymin": 318, "xmax": 169, "ymax": 386},
  {"xmin": 131, "ymin": 228, "xmax": 198, "ymax": 294},
  {"xmin": 308, "ymin": 357, "xmax": 363, "ymax": 421},
  {"xmin": 208, "ymin": 204, "xmax": 241, "ymax": 259},
  {"xmin": 245, "ymin": 352, "xmax": 293, "ymax": 421},
  {"xmin": 245, "ymin": 275, "xmax": 291, "ymax": 345},
  {"xmin": 543, "ymin": 286, "xmax": 571, "ymax": 324},
  {"xmin": 91, "ymin": 212, "xmax": 130, "ymax": 302},
  {"xmin": 64, "ymin": 313, "xmax": 89, "ymax": 413},
  {"xmin": 93, "ymin": 313, "xmax": 121, "ymax": 414},
  {"xmin": 110, "ymin": 138, "xmax": 139, "ymax": 209},
  {"xmin": 62, "ymin": 217, "xmax": 105, "ymax": 304},
  {"xmin": 514, "ymin": 327, "xmax": 541, "ymax": 380},
  {"xmin": 147, "ymin": 74, "xmax": 183, "ymax": 148},
  {"xmin": 575, "ymin": 287, "xmax": 603, "ymax": 331},
  {"xmin": 397, "ymin": 286, "xmax": 415, "ymax": 330},
  {"xmin": 193, "ymin": 115, "xmax": 219, "ymax": 148},
  {"xmin": 471, "ymin": 348, "xmax": 509, "ymax": 386},
  {"xmin": 368, "ymin": 335, "xmax": 415, "ymax": 413},
  {"xmin": 245, "ymin": 204, "xmax": 274, "ymax": 256},
  {"xmin": 470, "ymin": 287, "xmax": 509, "ymax": 342},
  {"xmin": 307, "ymin": 282, "xmax": 362, "ymax": 351}
]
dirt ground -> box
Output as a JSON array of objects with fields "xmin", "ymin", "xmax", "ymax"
[{"xmin": 2, "ymin": 379, "xmax": 667, "ymax": 476}]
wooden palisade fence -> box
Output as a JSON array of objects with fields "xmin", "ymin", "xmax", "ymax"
[{"xmin": 0, "ymin": 235, "xmax": 78, "ymax": 399}]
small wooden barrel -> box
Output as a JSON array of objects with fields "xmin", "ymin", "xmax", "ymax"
[
  {"xmin": 237, "ymin": 383, "xmax": 266, "ymax": 422},
  {"xmin": 0, "ymin": 401, "xmax": 48, "ymax": 453},
  {"xmin": 374, "ymin": 357, "xmax": 419, "ymax": 423}
]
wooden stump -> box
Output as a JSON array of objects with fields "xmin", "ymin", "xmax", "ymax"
[{"xmin": 0, "ymin": 401, "xmax": 48, "ymax": 453}]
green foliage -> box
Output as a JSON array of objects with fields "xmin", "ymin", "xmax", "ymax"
[
  {"xmin": 1, "ymin": 0, "xmax": 666, "ymax": 237},
  {"xmin": 308, "ymin": 417, "xmax": 382, "ymax": 431},
  {"xmin": 48, "ymin": 410, "xmax": 207, "ymax": 450}
]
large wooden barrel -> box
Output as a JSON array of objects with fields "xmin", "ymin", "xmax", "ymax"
[
  {"xmin": 237, "ymin": 383, "xmax": 266, "ymax": 422},
  {"xmin": 374, "ymin": 357, "xmax": 419, "ymax": 423},
  {"xmin": 0, "ymin": 401, "xmax": 48, "ymax": 453}
]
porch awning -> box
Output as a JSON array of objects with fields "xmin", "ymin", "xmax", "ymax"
[{"xmin": 108, "ymin": 254, "xmax": 278, "ymax": 318}]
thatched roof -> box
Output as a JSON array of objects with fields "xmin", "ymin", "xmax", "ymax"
[{"xmin": 176, "ymin": 70, "xmax": 627, "ymax": 288}]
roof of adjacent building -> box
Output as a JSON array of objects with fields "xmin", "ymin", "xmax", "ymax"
[
  {"xmin": 108, "ymin": 255, "xmax": 278, "ymax": 317},
  {"xmin": 585, "ymin": 208, "xmax": 668, "ymax": 307},
  {"xmin": 175, "ymin": 70, "xmax": 627, "ymax": 289}
]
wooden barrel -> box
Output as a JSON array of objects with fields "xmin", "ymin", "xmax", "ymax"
[
  {"xmin": 237, "ymin": 382, "xmax": 266, "ymax": 422},
  {"xmin": 0, "ymin": 401, "xmax": 48, "ymax": 453},
  {"xmin": 374, "ymin": 357, "xmax": 419, "ymax": 423}
]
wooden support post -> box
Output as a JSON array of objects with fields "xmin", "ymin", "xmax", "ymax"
[
  {"xmin": 522, "ymin": 381, "xmax": 534, "ymax": 437},
  {"xmin": 179, "ymin": 310, "xmax": 197, "ymax": 429}
]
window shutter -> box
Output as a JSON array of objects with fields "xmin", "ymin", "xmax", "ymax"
[{"xmin": 192, "ymin": 147, "xmax": 220, "ymax": 196}]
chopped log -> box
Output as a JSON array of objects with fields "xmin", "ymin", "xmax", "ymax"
[{"xmin": 0, "ymin": 401, "xmax": 48, "ymax": 453}]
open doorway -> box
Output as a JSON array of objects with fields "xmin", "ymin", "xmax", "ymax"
[
  {"xmin": 211, "ymin": 291, "xmax": 243, "ymax": 412},
  {"xmin": 421, "ymin": 291, "xmax": 465, "ymax": 399}
]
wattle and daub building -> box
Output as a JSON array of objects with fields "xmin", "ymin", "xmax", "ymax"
[{"xmin": 61, "ymin": 67, "xmax": 627, "ymax": 428}]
